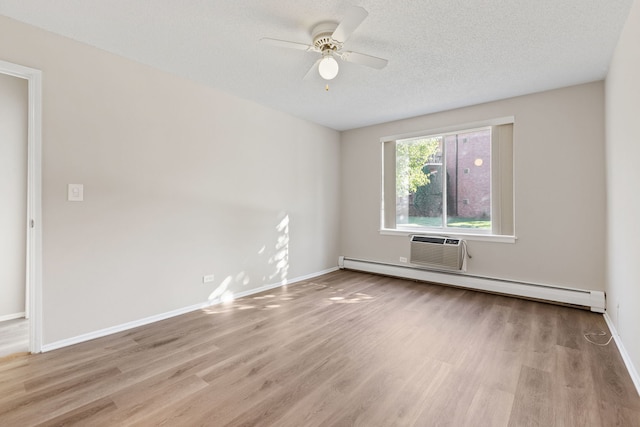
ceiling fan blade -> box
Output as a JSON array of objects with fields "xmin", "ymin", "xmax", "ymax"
[
  {"xmin": 303, "ymin": 59, "xmax": 322, "ymax": 80},
  {"xmin": 331, "ymin": 6, "xmax": 368, "ymax": 43},
  {"xmin": 260, "ymin": 38, "xmax": 315, "ymax": 52},
  {"xmin": 340, "ymin": 51, "xmax": 388, "ymax": 69}
]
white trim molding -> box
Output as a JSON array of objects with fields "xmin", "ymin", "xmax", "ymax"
[
  {"xmin": 0, "ymin": 312, "xmax": 26, "ymax": 323},
  {"xmin": 380, "ymin": 116, "xmax": 516, "ymax": 143},
  {"xmin": 379, "ymin": 228, "xmax": 517, "ymax": 243},
  {"xmin": 41, "ymin": 266, "xmax": 339, "ymax": 353},
  {"xmin": 0, "ymin": 60, "xmax": 43, "ymax": 354},
  {"xmin": 604, "ymin": 312, "xmax": 640, "ymax": 397},
  {"xmin": 338, "ymin": 256, "xmax": 605, "ymax": 312}
]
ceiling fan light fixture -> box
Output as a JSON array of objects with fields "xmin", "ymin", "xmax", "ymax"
[
  {"xmin": 261, "ymin": 6, "xmax": 387, "ymax": 82},
  {"xmin": 318, "ymin": 52, "xmax": 339, "ymax": 80}
]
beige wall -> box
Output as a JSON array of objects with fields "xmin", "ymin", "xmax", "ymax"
[
  {"xmin": 341, "ymin": 82, "xmax": 606, "ymax": 291},
  {"xmin": 0, "ymin": 72, "xmax": 27, "ymax": 319},
  {"xmin": 605, "ymin": 0, "xmax": 640, "ymax": 378},
  {"xmin": 0, "ymin": 12, "xmax": 616, "ymax": 348},
  {"xmin": 0, "ymin": 16, "xmax": 341, "ymax": 344}
]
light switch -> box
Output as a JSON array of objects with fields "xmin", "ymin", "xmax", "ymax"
[{"xmin": 68, "ymin": 184, "xmax": 84, "ymax": 202}]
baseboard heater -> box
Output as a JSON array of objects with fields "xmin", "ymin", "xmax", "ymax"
[{"xmin": 338, "ymin": 256, "xmax": 605, "ymax": 312}]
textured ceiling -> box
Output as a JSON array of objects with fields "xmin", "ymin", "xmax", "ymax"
[{"xmin": 0, "ymin": 0, "xmax": 633, "ymax": 130}]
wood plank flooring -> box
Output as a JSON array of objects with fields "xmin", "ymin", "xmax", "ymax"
[
  {"xmin": 0, "ymin": 318, "xmax": 28, "ymax": 358},
  {"xmin": 1, "ymin": 270, "xmax": 639, "ymax": 426}
]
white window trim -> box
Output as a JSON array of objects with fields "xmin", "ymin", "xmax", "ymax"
[
  {"xmin": 379, "ymin": 227, "xmax": 517, "ymax": 243},
  {"xmin": 380, "ymin": 116, "xmax": 516, "ymax": 243},
  {"xmin": 379, "ymin": 116, "xmax": 515, "ymax": 144}
]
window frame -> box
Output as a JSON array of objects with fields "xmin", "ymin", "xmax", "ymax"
[{"xmin": 380, "ymin": 116, "xmax": 516, "ymax": 243}]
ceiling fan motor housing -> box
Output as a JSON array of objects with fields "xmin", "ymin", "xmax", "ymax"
[{"xmin": 312, "ymin": 22, "xmax": 341, "ymax": 52}]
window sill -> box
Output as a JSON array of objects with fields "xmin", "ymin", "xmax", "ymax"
[{"xmin": 379, "ymin": 228, "xmax": 517, "ymax": 243}]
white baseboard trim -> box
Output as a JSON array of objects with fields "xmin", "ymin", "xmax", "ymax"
[
  {"xmin": 603, "ymin": 312, "xmax": 640, "ymax": 397},
  {"xmin": 338, "ymin": 256, "xmax": 605, "ymax": 312},
  {"xmin": 41, "ymin": 302, "xmax": 209, "ymax": 352},
  {"xmin": 41, "ymin": 266, "xmax": 339, "ymax": 353},
  {"xmin": 0, "ymin": 312, "xmax": 26, "ymax": 323}
]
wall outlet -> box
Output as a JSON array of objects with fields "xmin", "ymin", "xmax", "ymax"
[
  {"xmin": 203, "ymin": 274, "xmax": 215, "ymax": 283},
  {"xmin": 399, "ymin": 257, "xmax": 408, "ymax": 263}
]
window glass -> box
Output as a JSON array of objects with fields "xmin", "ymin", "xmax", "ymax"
[
  {"xmin": 394, "ymin": 128, "xmax": 492, "ymax": 232},
  {"xmin": 444, "ymin": 130, "xmax": 491, "ymax": 229}
]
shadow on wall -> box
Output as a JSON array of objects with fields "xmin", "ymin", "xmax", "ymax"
[{"xmin": 205, "ymin": 213, "xmax": 290, "ymax": 305}]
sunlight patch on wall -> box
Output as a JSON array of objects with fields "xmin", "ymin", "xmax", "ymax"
[
  {"xmin": 208, "ymin": 275, "xmax": 234, "ymax": 304},
  {"xmin": 267, "ymin": 214, "xmax": 289, "ymax": 283},
  {"xmin": 202, "ymin": 212, "xmax": 293, "ymax": 315}
]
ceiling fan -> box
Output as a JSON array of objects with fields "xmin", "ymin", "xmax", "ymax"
[{"xmin": 260, "ymin": 6, "xmax": 388, "ymax": 81}]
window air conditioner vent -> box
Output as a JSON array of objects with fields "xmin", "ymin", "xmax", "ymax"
[{"xmin": 410, "ymin": 235, "xmax": 464, "ymax": 271}]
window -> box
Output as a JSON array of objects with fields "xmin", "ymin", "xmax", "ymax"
[{"xmin": 382, "ymin": 119, "xmax": 514, "ymax": 237}]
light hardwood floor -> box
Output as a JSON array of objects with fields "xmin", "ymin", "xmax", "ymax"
[
  {"xmin": 0, "ymin": 318, "xmax": 28, "ymax": 358},
  {"xmin": 0, "ymin": 270, "xmax": 639, "ymax": 426}
]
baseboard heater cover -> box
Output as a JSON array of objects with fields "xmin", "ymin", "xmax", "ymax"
[{"xmin": 338, "ymin": 256, "xmax": 605, "ymax": 312}]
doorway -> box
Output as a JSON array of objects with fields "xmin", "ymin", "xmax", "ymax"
[{"xmin": 0, "ymin": 59, "xmax": 42, "ymax": 355}]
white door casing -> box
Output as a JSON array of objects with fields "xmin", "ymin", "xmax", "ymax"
[{"xmin": 0, "ymin": 59, "xmax": 43, "ymax": 353}]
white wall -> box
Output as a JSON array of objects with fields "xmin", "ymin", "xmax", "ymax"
[
  {"xmin": 605, "ymin": 0, "xmax": 640, "ymax": 379},
  {"xmin": 0, "ymin": 16, "xmax": 341, "ymax": 345},
  {"xmin": 0, "ymin": 72, "xmax": 27, "ymax": 320},
  {"xmin": 341, "ymin": 82, "xmax": 606, "ymax": 291}
]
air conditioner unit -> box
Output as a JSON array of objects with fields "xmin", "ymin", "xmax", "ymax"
[{"xmin": 410, "ymin": 235, "xmax": 464, "ymax": 271}]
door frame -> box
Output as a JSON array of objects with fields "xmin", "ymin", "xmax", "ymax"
[{"xmin": 0, "ymin": 59, "xmax": 43, "ymax": 353}]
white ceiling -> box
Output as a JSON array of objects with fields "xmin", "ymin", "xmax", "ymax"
[{"xmin": 0, "ymin": 0, "xmax": 633, "ymax": 131}]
